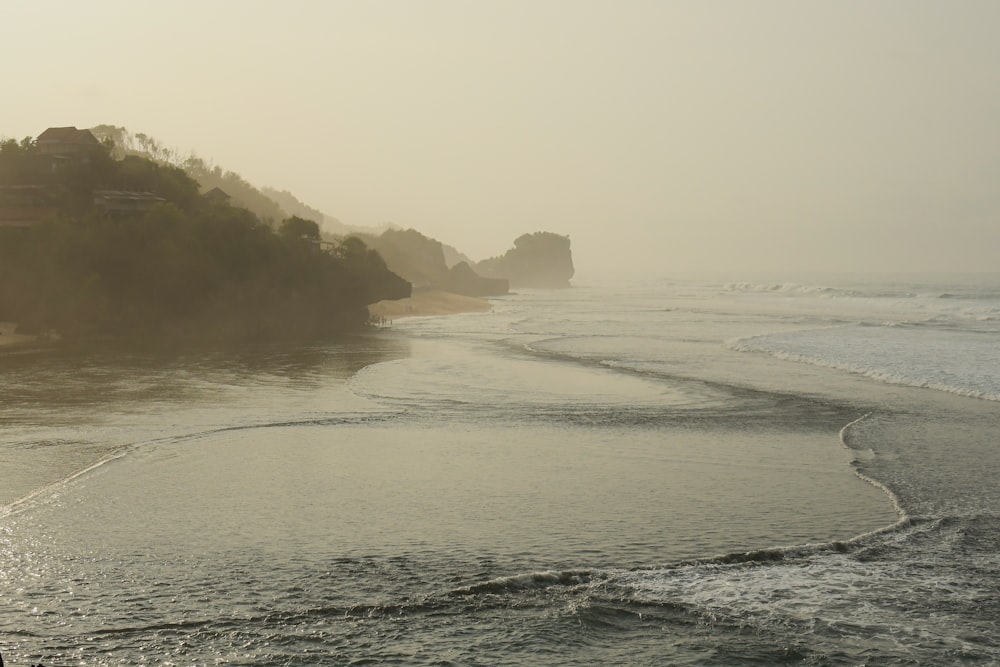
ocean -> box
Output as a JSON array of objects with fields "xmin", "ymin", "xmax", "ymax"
[{"xmin": 1, "ymin": 272, "xmax": 998, "ymax": 665}]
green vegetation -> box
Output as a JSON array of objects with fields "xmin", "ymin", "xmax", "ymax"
[
  {"xmin": 0, "ymin": 134, "xmax": 409, "ymax": 340},
  {"xmin": 262, "ymin": 186, "xmax": 351, "ymax": 236},
  {"xmin": 91, "ymin": 124, "xmax": 287, "ymax": 224},
  {"xmin": 90, "ymin": 125, "xmax": 353, "ymax": 233}
]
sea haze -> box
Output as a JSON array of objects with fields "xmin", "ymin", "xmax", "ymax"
[{"xmin": 1, "ymin": 273, "xmax": 998, "ymax": 665}]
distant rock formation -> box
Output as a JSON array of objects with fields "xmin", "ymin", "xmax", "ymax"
[
  {"xmin": 441, "ymin": 242, "xmax": 474, "ymax": 269},
  {"xmin": 357, "ymin": 228, "xmax": 508, "ymax": 297},
  {"xmin": 356, "ymin": 228, "xmax": 448, "ymax": 288},
  {"xmin": 475, "ymin": 232, "xmax": 574, "ymax": 288},
  {"xmin": 443, "ymin": 261, "xmax": 508, "ymax": 297}
]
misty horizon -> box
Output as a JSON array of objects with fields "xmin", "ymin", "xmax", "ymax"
[
  {"xmin": 3, "ymin": 5, "xmax": 999, "ymax": 662},
  {"xmin": 3, "ymin": 1, "xmax": 998, "ymax": 274}
]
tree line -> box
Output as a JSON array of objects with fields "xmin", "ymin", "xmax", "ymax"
[{"xmin": 0, "ymin": 136, "xmax": 409, "ymax": 340}]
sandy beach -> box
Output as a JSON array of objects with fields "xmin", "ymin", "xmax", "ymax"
[{"xmin": 367, "ymin": 289, "xmax": 493, "ymax": 321}]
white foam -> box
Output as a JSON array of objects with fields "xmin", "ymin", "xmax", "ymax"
[
  {"xmin": 729, "ymin": 323, "xmax": 1000, "ymax": 402},
  {"xmin": 614, "ymin": 550, "xmax": 990, "ymax": 656},
  {"xmin": 724, "ymin": 281, "xmax": 862, "ymax": 297}
]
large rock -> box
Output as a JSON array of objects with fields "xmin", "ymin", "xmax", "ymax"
[{"xmin": 475, "ymin": 232, "xmax": 574, "ymax": 288}]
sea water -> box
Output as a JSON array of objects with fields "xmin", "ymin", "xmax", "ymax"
[{"xmin": 0, "ymin": 272, "xmax": 998, "ymax": 665}]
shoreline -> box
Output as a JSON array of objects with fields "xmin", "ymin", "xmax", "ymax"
[
  {"xmin": 368, "ymin": 289, "xmax": 493, "ymax": 321},
  {"xmin": 0, "ymin": 292, "xmax": 491, "ymax": 350}
]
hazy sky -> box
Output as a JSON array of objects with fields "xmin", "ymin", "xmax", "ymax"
[{"xmin": 3, "ymin": 1, "xmax": 998, "ymax": 273}]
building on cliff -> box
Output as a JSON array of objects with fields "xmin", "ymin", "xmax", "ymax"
[{"xmin": 36, "ymin": 126, "xmax": 103, "ymax": 165}]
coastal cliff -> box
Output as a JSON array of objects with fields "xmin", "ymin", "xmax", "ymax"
[
  {"xmin": 475, "ymin": 232, "xmax": 574, "ymax": 288},
  {"xmin": 358, "ymin": 228, "xmax": 507, "ymax": 297},
  {"xmin": 0, "ymin": 130, "xmax": 410, "ymax": 340}
]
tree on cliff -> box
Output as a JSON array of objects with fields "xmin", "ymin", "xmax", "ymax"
[
  {"xmin": 89, "ymin": 125, "xmax": 323, "ymax": 227},
  {"xmin": 280, "ymin": 215, "xmax": 322, "ymax": 242}
]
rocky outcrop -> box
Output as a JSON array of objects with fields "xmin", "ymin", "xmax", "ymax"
[
  {"xmin": 358, "ymin": 228, "xmax": 509, "ymax": 297},
  {"xmin": 443, "ymin": 262, "xmax": 508, "ymax": 297},
  {"xmin": 475, "ymin": 232, "xmax": 574, "ymax": 288},
  {"xmin": 357, "ymin": 228, "xmax": 448, "ymax": 288},
  {"xmin": 441, "ymin": 242, "xmax": 474, "ymax": 269}
]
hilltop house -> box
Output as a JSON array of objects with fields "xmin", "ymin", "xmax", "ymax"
[
  {"xmin": 36, "ymin": 126, "xmax": 102, "ymax": 162},
  {"xmin": 201, "ymin": 186, "xmax": 231, "ymax": 204},
  {"xmin": 0, "ymin": 128, "xmax": 172, "ymax": 226},
  {"xmin": 93, "ymin": 190, "xmax": 166, "ymax": 217}
]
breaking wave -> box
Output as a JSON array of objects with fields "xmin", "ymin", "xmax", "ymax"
[{"xmin": 729, "ymin": 323, "xmax": 1000, "ymax": 402}]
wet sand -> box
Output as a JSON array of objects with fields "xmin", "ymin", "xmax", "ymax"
[{"xmin": 368, "ymin": 289, "xmax": 493, "ymax": 321}]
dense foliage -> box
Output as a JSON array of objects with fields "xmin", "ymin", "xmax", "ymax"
[
  {"xmin": 90, "ymin": 125, "xmax": 346, "ymax": 231},
  {"xmin": 0, "ymin": 137, "xmax": 409, "ymax": 340}
]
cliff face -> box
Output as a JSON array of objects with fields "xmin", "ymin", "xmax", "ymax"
[
  {"xmin": 358, "ymin": 228, "xmax": 448, "ymax": 288},
  {"xmin": 443, "ymin": 262, "xmax": 508, "ymax": 297},
  {"xmin": 475, "ymin": 232, "xmax": 574, "ymax": 288},
  {"xmin": 359, "ymin": 228, "xmax": 508, "ymax": 297}
]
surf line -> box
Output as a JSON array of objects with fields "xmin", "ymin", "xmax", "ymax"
[
  {"xmin": 0, "ymin": 446, "xmax": 131, "ymax": 520},
  {"xmin": 838, "ymin": 412, "xmax": 911, "ymax": 544}
]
